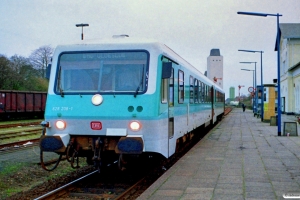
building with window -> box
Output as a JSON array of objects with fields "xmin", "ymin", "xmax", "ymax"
[
  {"xmin": 229, "ymin": 87, "xmax": 235, "ymax": 100},
  {"xmin": 207, "ymin": 49, "xmax": 223, "ymax": 88},
  {"xmin": 278, "ymin": 23, "xmax": 300, "ymax": 114}
]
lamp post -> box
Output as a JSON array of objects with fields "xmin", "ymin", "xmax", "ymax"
[
  {"xmin": 75, "ymin": 23, "xmax": 89, "ymax": 40},
  {"xmin": 237, "ymin": 11, "xmax": 282, "ymax": 136},
  {"xmin": 238, "ymin": 85, "xmax": 245, "ymax": 103},
  {"xmin": 239, "ymin": 50, "xmax": 264, "ymax": 122},
  {"xmin": 240, "ymin": 62, "xmax": 257, "ymax": 113},
  {"xmin": 241, "ymin": 68, "xmax": 255, "ymax": 112}
]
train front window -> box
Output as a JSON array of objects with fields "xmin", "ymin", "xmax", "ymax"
[{"xmin": 55, "ymin": 51, "xmax": 149, "ymax": 94}]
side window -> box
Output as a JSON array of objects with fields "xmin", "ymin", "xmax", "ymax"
[
  {"xmin": 194, "ymin": 79, "xmax": 199, "ymax": 103},
  {"xmin": 161, "ymin": 78, "xmax": 168, "ymax": 103},
  {"xmin": 205, "ymin": 85, "xmax": 208, "ymax": 103},
  {"xmin": 201, "ymin": 82, "xmax": 205, "ymax": 103},
  {"xmin": 161, "ymin": 67, "xmax": 174, "ymax": 106},
  {"xmin": 178, "ymin": 70, "xmax": 184, "ymax": 103},
  {"xmin": 208, "ymin": 87, "xmax": 211, "ymax": 103},
  {"xmin": 213, "ymin": 89, "xmax": 216, "ymax": 103},
  {"xmin": 198, "ymin": 81, "xmax": 202, "ymax": 103},
  {"xmin": 169, "ymin": 68, "xmax": 174, "ymax": 106},
  {"xmin": 207, "ymin": 86, "xmax": 210, "ymax": 103},
  {"xmin": 189, "ymin": 76, "xmax": 194, "ymax": 104},
  {"xmin": 204, "ymin": 84, "xmax": 207, "ymax": 103},
  {"xmin": 206, "ymin": 85, "xmax": 209, "ymax": 103},
  {"xmin": 203, "ymin": 84, "xmax": 206, "ymax": 103}
]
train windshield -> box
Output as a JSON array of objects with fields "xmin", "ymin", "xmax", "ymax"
[{"xmin": 55, "ymin": 51, "xmax": 149, "ymax": 95}]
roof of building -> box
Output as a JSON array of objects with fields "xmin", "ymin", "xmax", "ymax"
[
  {"xmin": 280, "ymin": 23, "xmax": 300, "ymax": 39},
  {"xmin": 210, "ymin": 49, "xmax": 221, "ymax": 56},
  {"xmin": 275, "ymin": 23, "xmax": 300, "ymax": 51},
  {"xmin": 289, "ymin": 61, "xmax": 300, "ymax": 72}
]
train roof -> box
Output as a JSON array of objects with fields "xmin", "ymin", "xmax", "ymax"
[{"xmin": 53, "ymin": 37, "xmax": 224, "ymax": 93}]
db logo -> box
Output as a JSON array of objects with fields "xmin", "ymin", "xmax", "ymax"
[{"xmin": 90, "ymin": 121, "xmax": 102, "ymax": 130}]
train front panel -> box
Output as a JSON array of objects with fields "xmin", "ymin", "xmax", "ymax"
[{"xmin": 40, "ymin": 44, "xmax": 172, "ymax": 163}]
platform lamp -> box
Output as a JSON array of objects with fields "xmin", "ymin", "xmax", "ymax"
[
  {"xmin": 240, "ymin": 62, "xmax": 257, "ymax": 113},
  {"xmin": 237, "ymin": 11, "xmax": 282, "ymax": 136},
  {"xmin": 238, "ymin": 50, "xmax": 263, "ymax": 122},
  {"xmin": 241, "ymin": 68, "xmax": 255, "ymax": 112},
  {"xmin": 76, "ymin": 23, "xmax": 89, "ymax": 40},
  {"xmin": 238, "ymin": 85, "xmax": 245, "ymax": 103}
]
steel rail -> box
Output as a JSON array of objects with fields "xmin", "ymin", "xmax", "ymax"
[
  {"xmin": 0, "ymin": 121, "xmax": 41, "ymax": 128},
  {"xmin": 115, "ymin": 177, "xmax": 146, "ymax": 200},
  {"xmin": 0, "ymin": 129, "xmax": 41, "ymax": 139},
  {"xmin": 33, "ymin": 170, "xmax": 98, "ymax": 200},
  {"xmin": 0, "ymin": 138, "xmax": 39, "ymax": 150}
]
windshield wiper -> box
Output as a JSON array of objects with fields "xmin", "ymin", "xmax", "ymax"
[
  {"xmin": 57, "ymin": 66, "xmax": 64, "ymax": 97},
  {"xmin": 134, "ymin": 65, "xmax": 144, "ymax": 98}
]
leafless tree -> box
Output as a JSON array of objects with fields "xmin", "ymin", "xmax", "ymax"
[
  {"xmin": 10, "ymin": 55, "xmax": 30, "ymax": 73},
  {"xmin": 29, "ymin": 45, "xmax": 53, "ymax": 78}
]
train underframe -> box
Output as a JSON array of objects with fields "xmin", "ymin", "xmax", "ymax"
[
  {"xmin": 40, "ymin": 113, "xmax": 224, "ymax": 172},
  {"xmin": 40, "ymin": 132, "xmax": 201, "ymax": 172}
]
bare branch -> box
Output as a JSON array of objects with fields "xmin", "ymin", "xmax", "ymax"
[{"xmin": 29, "ymin": 45, "xmax": 53, "ymax": 78}]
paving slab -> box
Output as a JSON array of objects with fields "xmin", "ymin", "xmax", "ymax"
[{"xmin": 138, "ymin": 108, "xmax": 300, "ymax": 200}]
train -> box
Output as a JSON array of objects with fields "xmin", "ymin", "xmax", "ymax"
[
  {"xmin": 0, "ymin": 90, "xmax": 47, "ymax": 120},
  {"xmin": 39, "ymin": 37, "xmax": 225, "ymax": 171}
]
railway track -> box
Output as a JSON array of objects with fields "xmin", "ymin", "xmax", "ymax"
[
  {"xmin": 0, "ymin": 128, "xmax": 41, "ymax": 139},
  {"xmin": 33, "ymin": 160, "xmax": 163, "ymax": 200},
  {"xmin": 0, "ymin": 120, "xmax": 42, "ymax": 150},
  {"xmin": 0, "ymin": 120, "xmax": 42, "ymax": 128},
  {"xmin": 32, "ymin": 116, "xmax": 218, "ymax": 200},
  {"xmin": 0, "ymin": 138, "xmax": 39, "ymax": 151},
  {"xmin": 6, "ymin": 110, "xmax": 233, "ymax": 199}
]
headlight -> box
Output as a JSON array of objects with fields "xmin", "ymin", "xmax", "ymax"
[
  {"xmin": 129, "ymin": 121, "xmax": 142, "ymax": 131},
  {"xmin": 55, "ymin": 120, "xmax": 66, "ymax": 130},
  {"xmin": 92, "ymin": 94, "xmax": 103, "ymax": 106}
]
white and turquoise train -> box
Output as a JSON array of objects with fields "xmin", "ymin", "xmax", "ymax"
[{"xmin": 39, "ymin": 37, "xmax": 225, "ymax": 171}]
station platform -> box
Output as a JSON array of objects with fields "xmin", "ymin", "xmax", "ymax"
[{"xmin": 137, "ymin": 108, "xmax": 300, "ymax": 200}]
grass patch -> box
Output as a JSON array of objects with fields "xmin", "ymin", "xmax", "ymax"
[
  {"xmin": 0, "ymin": 158, "xmax": 89, "ymax": 199},
  {"xmin": 0, "ymin": 126, "xmax": 41, "ymax": 135},
  {"xmin": 4, "ymin": 188, "xmax": 22, "ymax": 197},
  {"xmin": 0, "ymin": 162, "xmax": 29, "ymax": 198},
  {"xmin": 0, "ymin": 133, "xmax": 40, "ymax": 144},
  {"xmin": 0, "ymin": 119, "xmax": 43, "ymax": 125},
  {"xmin": 0, "ymin": 162, "xmax": 27, "ymax": 177}
]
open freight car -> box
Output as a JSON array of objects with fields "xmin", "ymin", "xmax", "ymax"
[{"xmin": 0, "ymin": 90, "xmax": 47, "ymax": 120}]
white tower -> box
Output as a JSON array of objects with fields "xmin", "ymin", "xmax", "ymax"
[{"xmin": 207, "ymin": 49, "xmax": 223, "ymax": 88}]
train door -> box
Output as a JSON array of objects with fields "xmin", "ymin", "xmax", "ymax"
[
  {"xmin": 162, "ymin": 62, "xmax": 174, "ymax": 157},
  {"xmin": 168, "ymin": 68, "xmax": 174, "ymax": 155}
]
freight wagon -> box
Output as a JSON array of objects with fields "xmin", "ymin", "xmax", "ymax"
[{"xmin": 0, "ymin": 90, "xmax": 47, "ymax": 120}]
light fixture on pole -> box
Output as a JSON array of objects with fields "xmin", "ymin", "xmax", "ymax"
[
  {"xmin": 239, "ymin": 50, "xmax": 263, "ymax": 121},
  {"xmin": 240, "ymin": 62, "xmax": 257, "ymax": 114},
  {"xmin": 237, "ymin": 11, "xmax": 282, "ymax": 136},
  {"xmin": 241, "ymin": 68, "xmax": 255, "ymax": 112},
  {"xmin": 238, "ymin": 85, "xmax": 245, "ymax": 103},
  {"xmin": 76, "ymin": 23, "xmax": 89, "ymax": 40}
]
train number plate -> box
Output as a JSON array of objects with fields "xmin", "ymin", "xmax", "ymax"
[{"xmin": 90, "ymin": 121, "xmax": 102, "ymax": 130}]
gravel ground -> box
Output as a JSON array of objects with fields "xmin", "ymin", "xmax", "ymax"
[{"xmin": 0, "ymin": 146, "xmax": 92, "ymax": 200}]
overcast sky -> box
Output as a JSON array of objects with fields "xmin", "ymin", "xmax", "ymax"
[{"xmin": 1, "ymin": 0, "xmax": 300, "ymax": 98}]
